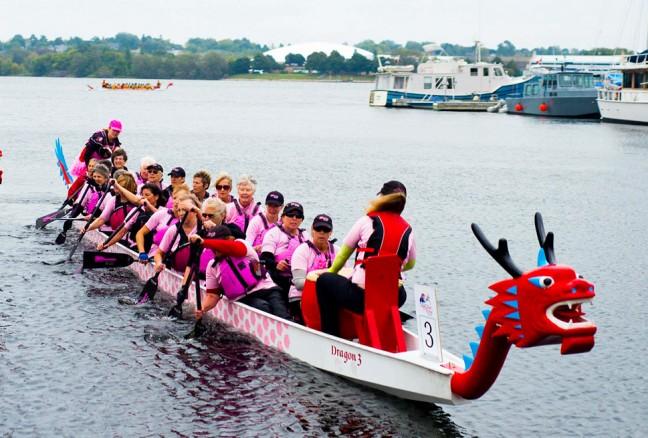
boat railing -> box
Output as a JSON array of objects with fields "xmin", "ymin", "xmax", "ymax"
[{"xmin": 598, "ymin": 88, "xmax": 648, "ymax": 102}]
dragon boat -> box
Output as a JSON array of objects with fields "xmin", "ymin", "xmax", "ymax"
[{"xmin": 70, "ymin": 212, "xmax": 597, "ymax": 405}]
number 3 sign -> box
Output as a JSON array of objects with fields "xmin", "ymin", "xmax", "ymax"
[{"xmin": 414, "ymin": 285, "xmax": 443, "ymax": 362}]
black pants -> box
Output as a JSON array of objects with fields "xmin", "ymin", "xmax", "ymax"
[
  {"xmin": 316, "ymin": 273, "xmax": 407, "ymax": 336},
  {"xmin": 240, "ymin": 287, "xmax": 291, "ymax": 320}
]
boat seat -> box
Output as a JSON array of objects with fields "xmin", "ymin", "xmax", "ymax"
[
  {"xmin": 301, "ymin": 255, "xmax": 406, "ymax": 353},
  {"xmin": 345, "ymin": 254, "xmax": 406, "ymax": 353}
]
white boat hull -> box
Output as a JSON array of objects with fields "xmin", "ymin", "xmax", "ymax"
[
  {"xmin": 79, "ymin": 227, "xmax": 466, "ymax": 405},
  {"xmin": 597, "ymin": 98, "xmax": 648, "ymax": 124}
]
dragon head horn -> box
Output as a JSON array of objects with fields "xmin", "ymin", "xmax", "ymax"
[
  {"xmin": 534, "ymin": 212, "xmax": 556, "ymax": 265},
  {"xmin": 471, "ymin": 223, "xmax": 522, "ymax": 278}
]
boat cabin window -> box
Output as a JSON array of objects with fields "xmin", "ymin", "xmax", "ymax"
[
  {"xmin": 424, "ymin": 77, "xmax": 433, "ymax": 89},
  {"xmin": 543, "ymin": 75, "xmax": 557, "ymax": 89},
  {"xmin": 558, "ymin": 74, "xmax": 593, "ymax": 88},
  {"xmin": 625, "ymin": 71, "xmax": 648, "ymax": 89},
  {"xmin": 483, "ymin": 67, "xmax": 489, "ymax": 76},
  {"xmin": 376, "ymin": 75, "xmax": 390, "ymax": 89},
  {"xmin": 393, "ymin": 76, "xmax": 408, "ymax": 89},
  {"xmin": 494, "ymin": 68, "xmax": 503, "ymax": 76},
  {"xmin": 525, "ymin": 83, "xmax": 541, "ymax": 96},
  {"xmin": 470, "ymin": 67, "xmax": 478, "ymax": 76}
]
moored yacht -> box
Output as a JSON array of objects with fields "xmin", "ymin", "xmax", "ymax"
[
  {"xmin": 597, "ymin": 50, "xmax": 648, "ymax": 124},
  {"xmin": 506, "ymin": 72, "xmax": 599, "ymax": 118},
  {"xmin": 369, "ymin": 42, "xmax": 531, "ymax": 107}
]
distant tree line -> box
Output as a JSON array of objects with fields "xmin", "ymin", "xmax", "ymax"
[{"xmin": 0, "ymin": 33, "xmax": 634, "ymax": 79}]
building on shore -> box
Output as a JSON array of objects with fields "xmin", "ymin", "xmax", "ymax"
[{"xmin": 264, "ymin": 42, "xmax": 374, "ymax": 63}]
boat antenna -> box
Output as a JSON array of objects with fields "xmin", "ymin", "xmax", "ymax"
[{"xmin": 475, "ymin": 40, "xmax": 482, "ymax": 63}]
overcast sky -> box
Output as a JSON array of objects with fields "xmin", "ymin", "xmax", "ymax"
[{"xmin": 2, "ymin": 0, "xmax": 648, "ymax": 51}]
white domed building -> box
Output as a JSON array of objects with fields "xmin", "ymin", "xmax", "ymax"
[{"xmin": 264, "ymin": 42, "xmax": 374, "ymax": 63}]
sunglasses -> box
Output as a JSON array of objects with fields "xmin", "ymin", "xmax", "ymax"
[
  {"xmin": 313, "ymin": 226, "xmax": 331, "ymax": 233},
  {"xmin": 284, "ymin": 213, "xmax": 303, "ymax": 219},
  {"xmin": 216, "ymin": 185, "xmax": 231, "ymax": 190},
  {"xmin": 202, "ymin": 213, "xmax": 216, "ymax": 219}
]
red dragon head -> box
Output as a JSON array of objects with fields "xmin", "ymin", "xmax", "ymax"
[{"xmin": 473, "ymin": 212, "xmax": 596, "ymax": 354}]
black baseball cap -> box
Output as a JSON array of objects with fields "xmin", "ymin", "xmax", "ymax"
[
  {"xmin": 147, "ymin": 163, "xmax": 163, "ymax": 173},
  {"xmin": 312, "ymin": 214, "xmax": 333, "ymax": 231},
  {"xmin": 283, "ymin": 202, "xmax": 304, "ymax": 218},
  {"xmin": 265, "ymin": 190, "xmax": 284, "ymax": 206},
  {"xmin": 210, "ymin": 225, "xmax": 232, "ymax": 239},
  {"xmin": 378, "ymin": 180, "xmax": 407, "ymax": 196},
  {"xmin": 168, "ymin": 167, "xmax": 186, "ymax": 177},
  {"xmin": 224, "ymin": 223, "xmax": 246, "ymax": 239}
]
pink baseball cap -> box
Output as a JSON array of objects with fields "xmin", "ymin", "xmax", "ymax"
[{"xmin": 109, "ymin": 119, "xmax": 122, "ymax": 132}]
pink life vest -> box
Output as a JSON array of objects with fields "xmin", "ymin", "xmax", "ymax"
[
  {"xmin": 86, "ymin": 189, "xmax": 101, "ymax": 214},
  {"xmin": 172, "ymin": 244, "xmax": 191, "ymax": 272},
  {"xmin": 252, "ymin": 212, "xmax": 277, "ymax": 246},
  {"xmin": 199, "ymin": 248, "xmax": 215, "ymax": 274},
  {"xmin": 217, "ymin": 256, "xmax": 262, "ymax": 300},
  {"xmin": 231, "ymin": 199, "xmax": 260, "ymax": 233},
  {"xmin": 274, "ymin": 225, "xmax": 306, "ymax": 277},
  {"xmin": 153, "ymin": 210, "xmax": 177, "ymax": 246},
  {"xmin": 170, "ymin": 226, "xmax": 191, "ymax": 272},
  {"xmin": 108, "ymin": 201, "xmax": 134, "ymax": 230},
  {"xmin": 306, "ymin": 240, "xmax": 336, "ymax": 271}
]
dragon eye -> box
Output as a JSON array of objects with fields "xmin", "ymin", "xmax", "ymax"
[{"xmin": 529, "ymin": 276, "xmax": 554, "ymax": 288}]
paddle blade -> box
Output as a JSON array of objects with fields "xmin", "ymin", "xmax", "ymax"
[
  {"xmin": 184, "ymin": 319, "xmax": 207, "ymax": 339},
  {"xmin": 137, "ymin": 274, "xmax": 159, "ymax": 304},
  {"xmin": 36, "ymin": 208, "xmax": 67, "ymax": 229},
  {"xmin": 82, "ymin": 251, "xmax": 135, "ymax": 269},
  {"xmin": 55, "ymin": 231, "xmax": 67, "ymax": 245},
  {"xmin": 168, "ymin": 304, "xmax": 183, "ymax": 319}
]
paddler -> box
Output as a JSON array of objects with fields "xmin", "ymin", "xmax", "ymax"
[
  {"xmin": 190, "ymin": 225, "xmax": 291, "ymax": 321},
  {"xmin": 191, "ymin": 170, "xmax": 211, "ymax": 202},
  {"xmin": 260, "ymin": 201, "xmax": 307, "ymax": 298},
  {"xmin": 110, "ymin": 148, "xmax": 128, "ymax": 176},
  {"xmin": 245, "ymin": 190, "xmax": 284, "ymax": 253},
  {"xmin": 134, "ymin": 185, "xmax": 189, "ymax": 261},
  {"xmin": 153, "ymin": 194, "xmax": 202, "ymax": 273},
  {"xmin": 212, "ymin": 172, "xmax": 234, "ymax": 203},
  {"xmin": 289, "ymin": 214, "xmax": 339, "ymax": 310},
  {"xmin": 164, "ymin": 167, "xmax": 186, "ymax": 204},
  {"xmin": 224, "ymin": 175, "xmax": 260, "ymax": 233},
  {"xmin": 86, "ymin": 173, "xmax": 137, "ymax": 234},
  {"xmin": 315, "ymin": 181, "xmax": 416, "ymax": 336}
]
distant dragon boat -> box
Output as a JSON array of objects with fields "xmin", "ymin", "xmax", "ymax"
[
  {"xmin": 70, "ymin": 211, "xmax": 597, "ymax": 405},
  {"xmin": 88, "ymin": 80, "xmax": 173, "ymax": 91}
]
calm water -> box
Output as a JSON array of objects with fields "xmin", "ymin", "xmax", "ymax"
[{"xmin": 1, "ymin": 77, "xmax": 646, "ymax": 437}]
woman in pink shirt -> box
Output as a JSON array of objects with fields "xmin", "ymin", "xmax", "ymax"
[
  {"xmin": 315, "ymin": 181, "xmax": 416, "ymax": 336},
  {"xmin": 224, "ymin": 174, "xmax": 260, "ymax": 233},
  {"xmin": 245, "ymin": 190, "xmax": 284, "ymax": 252},
  {"xmin": 191, "ymin": 225, "xmax": 291, "ymax": 321},
  {"xmin": 260, "ymin": 202, "xmax": 307, "ymax": 298},
  {"xmin": 86, "ymin": 173, "xmax": 139, "ymax": 234},
  {"xmin": 212, "ymin": 172, "xmax": 234, "ymax": 204},
  {"xmin": 289, "ymin": 214, "xmax": 339, "ymax": 308},
  {"xmin": 153, "ymin": 194, "xmax": 201, "ymax": 273}
]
